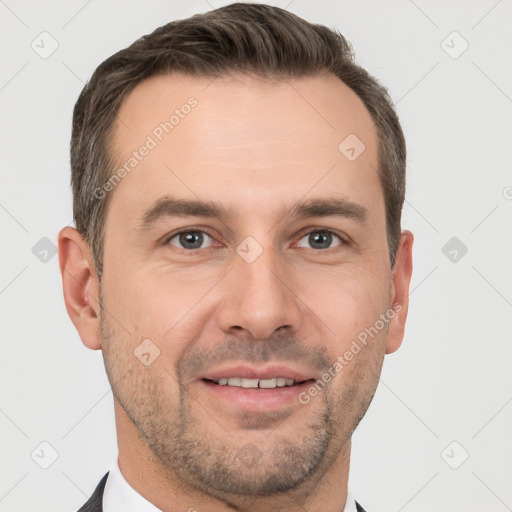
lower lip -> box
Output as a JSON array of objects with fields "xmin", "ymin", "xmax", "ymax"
[{"xmin": 199, "ymin": 379, "xmax": 314, "ymax": 411}]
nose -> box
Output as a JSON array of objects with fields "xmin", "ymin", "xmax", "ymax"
[{"xmin": 215, "ymin": 245, "xmax": 304, "ymax": 341}]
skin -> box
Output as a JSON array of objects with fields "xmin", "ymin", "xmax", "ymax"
[{"xmin": 59, "ymin": 72, "xmax": 413, "ymax": 511}]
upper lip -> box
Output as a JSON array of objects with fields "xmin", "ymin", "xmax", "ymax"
[{"xmin": 200, "ymin": 364, "xmax": 316, "ymax": 382}]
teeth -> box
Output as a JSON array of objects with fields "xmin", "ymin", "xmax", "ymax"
[
  {"xmin": 241, "ymin": 378, "xmax": 259, "ymax": 388},
  {"xmin": 259, "ymin": 378, "xmax": 277, "ymax": 389},
  {"xmin": 215, "ymin": 377, "xmax": 299, "ymax": 388}
]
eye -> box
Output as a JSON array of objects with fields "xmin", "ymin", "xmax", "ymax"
[
  {"xmin": 297, "ymin": 229, "xmax": 344, "ymax": 250},
  {"xmin": 167, "ymin": 230, "xmax": 215, "ymax": 250}
]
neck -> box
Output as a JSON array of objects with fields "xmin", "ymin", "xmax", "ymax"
[{"xmin": 115, "ymin": 400, "xmax": 352, "ymax": 512}]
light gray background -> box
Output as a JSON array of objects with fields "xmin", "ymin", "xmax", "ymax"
[{"xmin": 1, "ymin": 1, "xmax": 511, "ymax": 511}]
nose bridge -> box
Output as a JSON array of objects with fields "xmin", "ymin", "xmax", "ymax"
[{"xmin": 216, "ymin": 236, "xmax": 303, "ymax": 339}]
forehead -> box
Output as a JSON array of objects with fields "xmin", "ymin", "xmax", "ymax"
[{"xmin": 107, "ymin": 72, "xmax": 382, "ymax": 229}]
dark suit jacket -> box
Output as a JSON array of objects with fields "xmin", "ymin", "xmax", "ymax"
[
  {"xmin": 77, "ymin": 473, "xmax": 108, "ymax": 512},
  {"xmin": 77, "ymin": 472, "xmax": 368, "ymax": 512}
]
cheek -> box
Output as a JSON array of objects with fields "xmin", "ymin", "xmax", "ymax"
[
  {"xmin": 105, "ymin": 268, "xmax": 218, "ymax": 363},
  {"xmin": 308, "ymin": 274, "xmax": 389, "ymax": 412},
  {"xmin": 298, "ymin": 268, "xmax": 391, "ymax": 397},
  {"xmin": 302, "ymin": 268, "xmax": 389, "ymax": 344}
]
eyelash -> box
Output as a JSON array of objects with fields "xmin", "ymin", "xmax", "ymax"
[{"xmin": 164, "ymin": 226, "xmax": 349, "ymax": 252}]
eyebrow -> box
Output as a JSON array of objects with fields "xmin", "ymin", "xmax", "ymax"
[{"xmin": 138, "ymin": 195, "xmax": 368, "ymax": 231}]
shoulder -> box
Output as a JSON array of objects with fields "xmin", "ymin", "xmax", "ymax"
[{"xmin": 76, "ymin": 472, "xmax": 109, "ymax": 512}]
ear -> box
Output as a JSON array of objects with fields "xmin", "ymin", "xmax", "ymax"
[
  {"xmin": 58, "ymin": 226, "xmax": 101, "ymax": 350},
  {"xmin": 385, "ymin": 230, "xmax": 414, "ymax": 354}
]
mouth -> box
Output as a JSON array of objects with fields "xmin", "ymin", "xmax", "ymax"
[
  {"xmin": 197, "ymin": 366, "xmax": 317, "ymax": 412},
  {"xmin": 202, "ymin": 377, "xmax": 313, "ymax": 389}
]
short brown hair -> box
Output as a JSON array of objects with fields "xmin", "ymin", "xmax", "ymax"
[{"xmin": 71, "ymin": 2, "xmax": 406, "ymax": 278}]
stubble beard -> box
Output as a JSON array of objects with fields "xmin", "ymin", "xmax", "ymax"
[{"xmin": 99, "ymin": 300, "xmax": 381, "ymax": 503}]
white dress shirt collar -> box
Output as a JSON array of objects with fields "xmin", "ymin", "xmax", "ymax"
[
  {"xmin": 103, "ymin": 457, "xmax": 160, "ymax": 512},
  {"xmin": 103, "ymin": 457, "xmax": 358, "ymax": 512}
]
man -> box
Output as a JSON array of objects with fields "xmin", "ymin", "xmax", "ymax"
[{"xmin": 58, "ymin": 3, "xmax": 413, "ymax": 511}]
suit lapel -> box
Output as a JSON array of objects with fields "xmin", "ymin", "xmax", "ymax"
[{"xmin": 76, "ymin": 472, "xmax": 109, "ymax": 512}]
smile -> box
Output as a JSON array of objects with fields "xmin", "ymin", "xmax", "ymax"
[{"xmin": 213, "ymin": 377, "xmax": 301, "ymax": 388}]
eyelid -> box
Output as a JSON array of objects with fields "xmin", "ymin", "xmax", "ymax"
[
  {"xmin": 295, "ymin": 227, "xmax": 350, "ymax": 246},
  {"xmin": 163, "ymin": 226, "xmax": 219, "ymax": 247},
  {"xmin": 162, "ymin": 226, "xmax": 351, "ymax": 250}
]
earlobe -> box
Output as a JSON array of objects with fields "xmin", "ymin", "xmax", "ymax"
[
  {"xmin": 58, "ymin": 227, "xmax": 102, "ymax": 350},
  {"xmin": 385, "ymin": 230, "xmax": 414, "ymax": 354}
]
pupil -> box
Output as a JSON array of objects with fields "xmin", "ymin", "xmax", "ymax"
[
  {"xmin": 180, "ymin": 231, "xmax": 203, "ymax": 249},
  {"xmin": 310, "ymin": 231, "xmax": 331, "ymax": 249}
]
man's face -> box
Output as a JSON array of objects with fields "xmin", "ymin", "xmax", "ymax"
[{"xmin": 99, "ymin": 72, "xmax": 403, "ymax": 498}]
